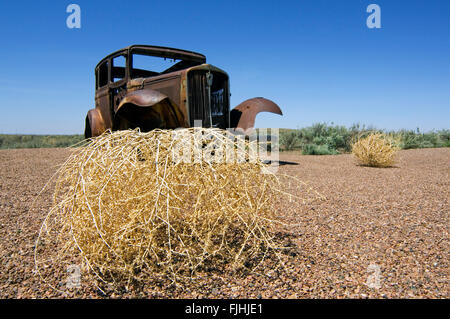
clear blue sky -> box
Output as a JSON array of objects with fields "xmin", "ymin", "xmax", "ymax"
[{"xmin": 0, "ymin": 0, "xmax": 448, "ymax": 134}]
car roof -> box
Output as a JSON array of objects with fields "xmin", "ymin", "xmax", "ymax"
[{"xmin": 95, "ymin": 45, "xmax": 206, "ymax": 69}]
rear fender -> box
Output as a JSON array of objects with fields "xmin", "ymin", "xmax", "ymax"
[{"xmin": 85, "ymin": 108, "xmax": 106, "ymax": 138}]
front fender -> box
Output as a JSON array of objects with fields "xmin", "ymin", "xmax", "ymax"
[
  {"xmin": 113, "ymin": 89, "xmax": 185, "ymax": 131},
  {"xmin": 230, "ymin": 97, "xmax": 282, "ymax": 132}
]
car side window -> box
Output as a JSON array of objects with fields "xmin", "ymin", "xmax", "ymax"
[
  {"xmin": 112, "ymin": 55, "xmax": 127, "ymax": 83},
  {"xmin": 97, "ymin": 61, "xmax": 109, "ymax": 88}
]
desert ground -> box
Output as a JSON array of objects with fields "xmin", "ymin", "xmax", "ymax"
[{"xmin": 0, "ymin": 147, "xmax": 448, "ymax": 298}]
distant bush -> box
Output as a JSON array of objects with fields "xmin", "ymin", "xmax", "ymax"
[
  {"xmin": 439, "ymin": 130, "xmax": 450, "ymax": 147},
  {"xmin": 278, "ymin": 124, "xmax": 449, "ymax": 155},
  {"xmin": 302, "ymin": 143, "xmax": 338, "ymax": 155},
  {"xmin": 0, "ymin": 134, "xmax": 84, "ymax": 149},
  {"xmin": 397, "ymin": 129, "xmax": 449, "ymax": 149},
  {"xmin": 279, "ymin": 131, "xmax": 300, "ymax": 151},
  {"xmin": 1, "ymin": 126, "xmax": 449, "ymax": 153}
]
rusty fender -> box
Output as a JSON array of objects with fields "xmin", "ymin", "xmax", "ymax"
[
  {"xmin": 113, "ymin": 89, "xmax": 186, "ymax": 132},
  {"xmin": 85, "ymin": 108, "xmax": 106, "ymax": 138},
  {"xmin": 230, "ymin": 97, "xmax": 283, "ymax": 132}
]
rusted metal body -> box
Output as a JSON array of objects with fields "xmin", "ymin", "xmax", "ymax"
[{"xmin": 85, "ymin": 45, "xmax": 282, "ymax": 138}]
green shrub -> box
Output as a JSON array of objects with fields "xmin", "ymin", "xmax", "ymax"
[
  {"xmin": 438, "ymin": 130, "xmax": 450, "ymax": 147},
  {"xmin": 399, "ymin": 131, "xmax": 421, "ymax": 149},
  {"xmin": 280, "ymin": 131, "xmax": 300, "ymax": 151},
  {"xmin": 2, "ymin": 125, "xmax": 449, "ymax": 152},
  {"xmin": 302, "ymin": 143, "xmax": 338, "ymax": 155},
  {"xmin": 278, "ymin": 123, "xmax": 448, "ymax": 155},
  {"xmin": 0, "ymin": 134, "xmax": 84, "ymax": 149}
]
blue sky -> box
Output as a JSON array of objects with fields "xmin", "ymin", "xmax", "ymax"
[{"xmin": 0, "ymin": 0, "xmax": 448, "ymax": 134}]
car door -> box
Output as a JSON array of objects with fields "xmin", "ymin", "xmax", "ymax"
[
  {"xmin": 95, "ymin": 59, "xmax": 113, "ymax": 129},
  {"xmin": 109, "ymin": 53, "xmax": 129, "ymax": 114}
]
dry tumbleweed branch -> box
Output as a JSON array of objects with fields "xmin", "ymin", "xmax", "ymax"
[{"xmin": 35, "ymin": 128, "xmax": 319, "ymax": 290}]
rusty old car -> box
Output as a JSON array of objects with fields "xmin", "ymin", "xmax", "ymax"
[{"xmin": 84, "ymin": 45, "xmax": 282, "ymax": 138}]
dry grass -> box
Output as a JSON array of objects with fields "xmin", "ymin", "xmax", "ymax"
[
  {"xmin": 34, "ymin": 128, "xmax": 316, "ymax": 291},
  {"xmin": 352, "ymin": 133, "xmax": 399, "ymax": 167}
]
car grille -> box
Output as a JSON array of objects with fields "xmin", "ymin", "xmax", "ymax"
[{"xmin": 188, "ymin": 71, "xmax": 228, "ymax": 128}]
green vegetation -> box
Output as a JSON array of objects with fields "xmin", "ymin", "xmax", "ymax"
[
  {"xmin": 279, "ymin": 123, "xmax": 449, "ymax": 154},
  {"xmin": 1, "ymin": 124, "xmax": 449, "ymax": 154},
  {"xmin": 0, "ymin": 134, "xmax": 84, "ymax": 149}
]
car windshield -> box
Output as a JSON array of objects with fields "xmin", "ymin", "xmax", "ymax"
[
  {"xmin": 131, "ymin": 53, "xmax": 182, "ymax": 78},
  {"xmin": 130, "ymin": 50, "xmax": 205, "ymax": 78}
]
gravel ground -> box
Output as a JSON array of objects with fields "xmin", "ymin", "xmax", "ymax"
[{"xmin": 0, "ymin": 147, "xmax": 448, "ymax": 298}]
